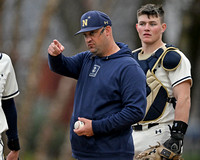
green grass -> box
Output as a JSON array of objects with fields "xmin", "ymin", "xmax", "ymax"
[{"xmin": 183, "ymin": 152, "xmax": 200, "ymax": 160}]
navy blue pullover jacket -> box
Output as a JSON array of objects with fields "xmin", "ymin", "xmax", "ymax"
[{"xmin": 48, "ymin": 42, "xmax": 146, "ymax": 160}]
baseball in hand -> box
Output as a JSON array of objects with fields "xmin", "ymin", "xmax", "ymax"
[{"xmin": 74, "ymin": 120, "xmax": 84, "ymax": 129}]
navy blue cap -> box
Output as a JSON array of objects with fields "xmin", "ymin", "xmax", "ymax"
[{"xmin": 75, "ymin": 10, "xmax": 112, "ymax": 35}]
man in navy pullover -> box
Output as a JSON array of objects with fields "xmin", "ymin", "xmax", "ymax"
[{"xmin": 48, "ymin": 10, "xmax": 146, "ymax": 160}]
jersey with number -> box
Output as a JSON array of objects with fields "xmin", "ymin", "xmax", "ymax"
[{"xmin": 0, "ymin": 53, "xmax": 19, "ymax": 134}]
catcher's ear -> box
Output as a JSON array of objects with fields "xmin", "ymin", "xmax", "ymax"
[
  {"xmin": 136, "ymin": 23, "xmax": 139, "ymax": 32},
  {"xmin": 161, "ymin": 23, "xmax": 167, "ymax": 33}
]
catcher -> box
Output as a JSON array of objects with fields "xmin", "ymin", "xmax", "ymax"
[{"xmin": 131, "ymin": 4, "xmax": 192, "ymax": 160}]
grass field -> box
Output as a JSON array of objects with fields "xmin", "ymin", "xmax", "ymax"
[{"xmin": 183, "ymin": 152, "xmax": 200, "ymax": 160}]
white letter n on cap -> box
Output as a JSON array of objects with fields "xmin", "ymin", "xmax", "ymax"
[{"xmin": 82, "ymin": 19, "xmax": 88, "ymax": 27}]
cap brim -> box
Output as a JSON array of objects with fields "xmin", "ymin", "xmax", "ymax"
[{"xmin": 74, "ymin": 26, "xmax": 102, "ymax": 36}]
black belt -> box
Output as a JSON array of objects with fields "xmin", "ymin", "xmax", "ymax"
[{"xmin": 132, "ymin": 123, "xmax": 159, "ymax": 131}]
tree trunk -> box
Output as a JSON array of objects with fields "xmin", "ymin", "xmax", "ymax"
[{"xmin": 18, "ymin": 0, "xmax": 61, "ymax": 155}]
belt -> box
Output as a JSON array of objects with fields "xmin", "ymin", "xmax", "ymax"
[{"xmin": 132, "ymin": 123, "xmax": 159, "ymax": 131}]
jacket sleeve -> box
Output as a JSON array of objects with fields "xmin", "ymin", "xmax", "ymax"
[{"xmin": 48, "ymin": 52, "xmax": 86, "ymax": 79}]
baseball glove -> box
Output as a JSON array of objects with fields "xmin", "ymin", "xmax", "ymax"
[{"xmin": 135, "ymin": 142, "xmax": 183, "ymax": 160}]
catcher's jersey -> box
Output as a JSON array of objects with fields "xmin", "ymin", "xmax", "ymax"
[
  {"xmin": 133, "ymin": 45, "xmax": 192, "ymax": 124},
  {"xmin": 0, "ymin": 53, "xmax": 19, "ymax": 134}
]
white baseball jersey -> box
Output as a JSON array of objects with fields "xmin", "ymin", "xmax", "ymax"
[{"xmin": 0, "ymin": 53, "xmax": 19, "ymax": 134}]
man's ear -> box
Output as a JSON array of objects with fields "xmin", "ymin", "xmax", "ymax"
[
  {"xmin": 103, "ymin": 26, "xmax": 110, "ymax": 36},
  {"xmin": 162, "ymin": 23, "xmax": 167, "ymax": 33},
  {"xmin": 136, "ymin": 23, "xmax": 139, "ymax": 32}
]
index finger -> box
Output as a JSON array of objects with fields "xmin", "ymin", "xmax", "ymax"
[
  {"xmin": 53, "ymin": 39, "xmax": 59, "ymax": 45},
  {"xmin": 53, "ymin": 39, "xmax": 65, "ymax": 51}
]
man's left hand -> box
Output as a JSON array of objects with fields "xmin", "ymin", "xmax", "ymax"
[{"xmin": 73, "ymin": 117, "xmax": 94, "ymax": 137}]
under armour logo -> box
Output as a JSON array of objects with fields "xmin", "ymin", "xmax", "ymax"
[
  {"xmin": 104, "ymin": 21, "xmax": 108, "ymax": 25},
  {"xmin": 155, "ymin": 129, "xmax": 162, "ymax": 134}
]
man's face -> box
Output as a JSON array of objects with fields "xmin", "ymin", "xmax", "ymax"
[
  {"xmin": 136, "ymin": 15, "xmax": 166, "ymax": 45},
  {"xmin": 83, "ymin": 27, "xmax": 106, "ymax": 56}
]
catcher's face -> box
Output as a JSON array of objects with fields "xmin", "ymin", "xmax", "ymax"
[{"xmin": 136, "ymin": 15, "xmax": 166, "ymax": 46}]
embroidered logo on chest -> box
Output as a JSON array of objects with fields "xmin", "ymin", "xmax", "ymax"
[{"xmin": 89, "ymin": 65, "xmax": 100, "ymax": 77}]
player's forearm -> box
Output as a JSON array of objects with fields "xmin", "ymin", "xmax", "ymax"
[
  {"xmin": 173, "ymin": 81, "xmax": 191, "ymax": 124},
  {"xmin": 174, "ymin": 96, "xmax": 191, "ymax": 123}
]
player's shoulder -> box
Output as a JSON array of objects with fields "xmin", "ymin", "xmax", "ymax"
[
  {"xmin": 0, "ymin": 53, "xmax": 12, "ymax": 66},
  {"xmin": 0, "ymin": 53, "xmax": 11, "ymax": 60},
  {"xmin": 161, "ymin": 45, "xmax": 183, "ymax": 71}
]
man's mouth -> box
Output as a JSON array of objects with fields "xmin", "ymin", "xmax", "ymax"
[
  {"xmin": 88, "ymin": 44, "xmax": 94, "ymax": 48},
  {"xmin": 143, "ymin": 33, "xmax": 151, "ymax": 37}
]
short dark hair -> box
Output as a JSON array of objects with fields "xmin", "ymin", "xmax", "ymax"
[{"xmin": 137, "ymin": 4, "xmax": 164, "ymax": 23}]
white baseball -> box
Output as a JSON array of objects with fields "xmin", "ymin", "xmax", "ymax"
[{"xmin": 74, "ymin": 120, "xmax": 84, "ymax": 129}]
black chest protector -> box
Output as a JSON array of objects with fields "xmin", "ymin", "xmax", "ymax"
[{"xmin": 132, "ymin": 44, "xmax": 181, "ymax": 122}]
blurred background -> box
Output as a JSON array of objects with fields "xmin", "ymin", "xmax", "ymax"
[{"xmin": 1, "ymin": 0, "xmax": 200, "ymax": 159}]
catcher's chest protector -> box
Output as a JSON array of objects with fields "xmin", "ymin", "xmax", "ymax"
[{"xmin": 132, "ymin": 45, "xmax": 181, "ymax": 122}]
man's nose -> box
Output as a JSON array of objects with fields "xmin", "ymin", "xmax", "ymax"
[
  {"xmin": 85, "ymin": 36, "xmax": 92, "ymax": 43},
  {"xmin": 145, "ymin": 24, "xmax": 151, "ymax": 30}
]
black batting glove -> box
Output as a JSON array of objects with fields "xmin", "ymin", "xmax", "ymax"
[{"xmin": 163, "ymin": 121, "xmax": 188, "ymax": 154}]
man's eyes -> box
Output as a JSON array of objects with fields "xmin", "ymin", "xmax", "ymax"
[
  {"xmin": 90, "ymin": 31, "xmax": 95, "ymax": 36},
  {"xmin": 139, "ymin": 22, "xmax": 145, "ymax": 26},
  {"xmin": 150, "ymin": 23, "xmax": 157, "ymax": 26},
  {"xmin": 139, "ymin": 22, "xmax": 157, "ymax": 26},
  {"xmin": 83, "ymin": 30, "xmax": 99, "ymax": 37}
]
